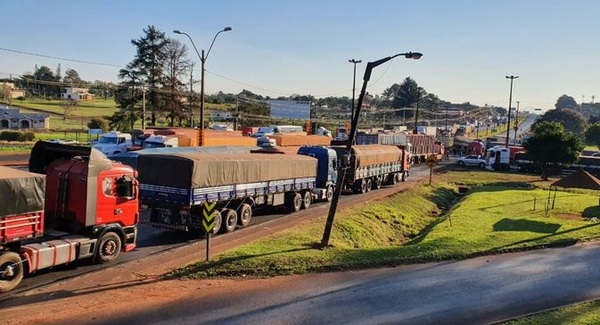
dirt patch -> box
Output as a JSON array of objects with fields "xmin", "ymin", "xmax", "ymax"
[{"xmin": 557, "ymin": 213, "xmax": 582, "ymax": 220}]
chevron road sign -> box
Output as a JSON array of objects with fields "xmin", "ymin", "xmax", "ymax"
[
  {"xmin": 202, "ymin": 201, "xmax": 218, "ymax": 261},
  {"xmin": 202, "ymin": 201, "xmax": 217, "ymax": 233}
]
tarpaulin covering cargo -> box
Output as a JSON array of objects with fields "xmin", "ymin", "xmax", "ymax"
[
  {"xmin": 138, "ymin": 152, "xmax": 317, "ymax": 188},
  {"xmin": 0, "ymin": 166, "xmax": 45, "ymax": 216},
  {"xmin": 270, "ymin": 135, "xmax": 331, "ymax": 146},
  {"xmin": 331, "ymin": 145, "xmax": 402, "ymax": 167}
]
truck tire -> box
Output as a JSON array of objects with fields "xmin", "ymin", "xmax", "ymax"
[
  {"xmin": 479, "ymin": 162, "xmax": 485, "ymax": 168},
  {"xmin": 301, "ymin": 191, "xmax": 312, "ymax": 209},
  {"xmin": 0, "ymin": 252, "xmax": 23, "ymax": 293},
  {"xmin": 220, "ymin": 209, "xmax": 238, "ymax": 233},
  {"xmin": 211, "ymin": 211, "xmax": 223, "ymax": 235},
  {"xmin": 401, "ymin": 172, "xmax": 407, "ymax": 182},
  {"xmin": 365, "ymin": 179, "xmax": 372, "ymax": 192},
  {"xmin": 237, "ymin": 203, "xmax": 252, "ymax": 227},
  {"xmin": 325, "ymin": 185, "xmax": 334, "ymax": 202},
  {"xmin": 373, "ymin": 176, "xmax": 382, "ymax": 190},
  {"xmin": 286, "ymin": 192, "xmax": 302, "ymax": 213},
  {"xmin": 96, "ymin": 231, "xmax": 121, "ymax": 263},
  {"xmin": 353, "ymin": 180, "xmax": 367, "ymax": 194}
]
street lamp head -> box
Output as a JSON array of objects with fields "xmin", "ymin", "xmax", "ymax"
[
  {"xmin": 173, "ymin": 30, "xmax": 182, "ymax": 34},
  {"xmin": 506, "ymin": 75, "xmax": 519, "ymax": 79},
  {"xmin": 348, "ymin": 59, "xmax": 362, "ymax": 64},
  {"xmin": 223, "ymin": 26, "xmax": 232, "ymax": 32},
  {"xmin": 405, "ymin": 52, "xmax": 423, "ymax": 60}
]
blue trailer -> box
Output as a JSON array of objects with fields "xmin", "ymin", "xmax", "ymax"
[{"xmin": 137, "ymin": 152, "xmax": 325, "ymax": 234}]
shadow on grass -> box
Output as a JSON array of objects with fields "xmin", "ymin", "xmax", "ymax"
[
  {"xmin": 493, "ymin": 222, "xmax": 600, "ymax": 251},
  {"xmin": 493, "ymin": 218, "xmax": 561, "ymax": 234},
  {"xmin": 164, "ymin": 245, "xmax": 315, "ymax": 278},
  {"xmin": 583, "ymin": 206, "xmax": 600, "ymax": 219}
]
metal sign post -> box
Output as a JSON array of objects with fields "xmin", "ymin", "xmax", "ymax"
[{"xmin": 202, "ymin": 201, "xmax": 217, "ymax": 261}]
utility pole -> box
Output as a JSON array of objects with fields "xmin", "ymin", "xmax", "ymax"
[
  {"xmin": 513, "ymin": 100, "xmax": 520, "ymax": 145},
  {"xmin": 189, "ymin": 62, "xmax": 194, "ymax": 128},
  {"xmin": 505, "ymin": 75, "xmax": 519, "ymax": 148},
  {"xmin": 349, "ymin": 59, "xmax": 362, "ymax": 136}
]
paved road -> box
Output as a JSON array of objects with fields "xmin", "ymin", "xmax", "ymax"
[
  {"xmin": 96, "ymin": 242, "xmax": 600, "ymax": 325},
  {"xmin": 0, "ymin": 161, "xmax": 434, "ymax": 301}
]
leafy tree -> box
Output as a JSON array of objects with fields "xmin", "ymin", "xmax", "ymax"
[
  {"xmin": 532, "ymin": 108, "xmax": 587, "ymax": 138},
  {"xmin": 24, "ymin": 66, "xmax": 61, "ymax": 98},
  {"xmin": 555, "ymin": 94, "xmax": 579, "ymax": 110},
  {"xmin": 523, "ymin": 121, "xmax": 584, "ymax": 180},
  {"xmin": 88, "ymin": 118, "xmax": 109, "ymax": 132},
  {"xmin": 63, "ymin": 68, "xmax": 82, "ymax": 86},
  {"xmin": 585, "ymin": 122, "xmax": 600, "ymax": 149},
  {"xmin": 118, "ymin": 25, "xmax": 169, "ymax": 126}
]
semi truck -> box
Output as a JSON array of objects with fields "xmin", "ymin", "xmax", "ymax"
[
  {"xmin": 138, "ymin": 151, "xmax": 333, "ymax": 234},
  {"xmin": 328, "ymin": 144, "xmax": 410, "ymax": 194},
  {"xmin": 0, "ymin": 141, "xmax": 139, "ymax": 292},
  {"xmin": 485, "ymin": 145, "xmax": 525, "ymax": 171},
  {"xmin": 92, "ymin": 131, "xmax": 133, "ymax": 157},
  {"xmin": 352, "ymin": 132, "xmax": 444, "ymax": 164}
]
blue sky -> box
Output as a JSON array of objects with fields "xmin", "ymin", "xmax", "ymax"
[{"xmin": 1, "ymin": 0, "xmax": 598, "ymax": 111}]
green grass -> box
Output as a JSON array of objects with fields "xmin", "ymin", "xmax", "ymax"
[
  {"xmin": 169, "ymin": 170, "xmax": 600, "ymax": 279},
  {"xmin": 9, "ymin": 98, "xmax": 118, "ymax": 117},
  {"xmin": 501, "ymin": 299, "xmax": 600, "ymax": 325}
]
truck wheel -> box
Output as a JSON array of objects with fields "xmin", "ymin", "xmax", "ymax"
[
  {"xmin": 301, "ymin": 191, "xmax": 312, "ymax": 209},
  {"xmin": 353, "ymin": 180, "xmax": 367, "ymax": 194},
  {"xmin": 401, "ymin": 172, "xmax": 407, "ymax": 182},
  {"xmin": 237, "ymin": 203, "xmax": 252, "ymax": 227},
  {"xmin": 211, "ymin": 211, "xmax": 223, "ymax": 235},
  {"xmin": 458, "ymin": 161, "xmax": 465, "ymax": 166},
  {"xmin": 0, "ymin": 252, "xmax": 24, "ymax": 293},
  {"xmin": 374, "ymin": 176, "xmax": 382, "ymax": 190},
  {"xmin": 365, "ymin": 179, "xmax": 372, "ymax": 192},
  {"xmin": 96, "ymin": 231, "xmax": 122, "ymax": 263},
  {"xmin": 221, "ymin": 209, "xmax": 238, "ymax": 233},
  {"xmin": 325, "ymin": 185, "xmax": 334, "ymax": 202},
  {"xmin": 286, "ymin": 192, "xmax": 302, "ymax": 213},
  {"xmin": 479, "ymin": 162, "xmax": 485, "ymax": 168}
]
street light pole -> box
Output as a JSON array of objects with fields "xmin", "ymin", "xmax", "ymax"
[
  {"xmin": 321, "ymin": 51, "xmax": 422, "ymax": 247},
  {"xmin": 348, "ymin": 59, "xmax": 362, "ymax": 133},
  {"xmin": 174, "ymin": 27, "xmax": 232, "ymax": 146},
  {"xmin": 505, "ymin": 75, "xmax": 519, "ymax": 148},
  {"xmin": 513, "ymin": 100, "xmax": 520, "ymax": 145}
]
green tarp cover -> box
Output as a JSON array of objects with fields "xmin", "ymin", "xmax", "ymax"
[
  {"xmin": 0, "ymin": 166, "xmax": 45, "ymax": 216},
  {"xmin": 138, "ymin": 152, "xmax": 317, "ymax": 188}
]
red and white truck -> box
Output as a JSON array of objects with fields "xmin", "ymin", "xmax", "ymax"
[{"xmin": 0, "ymin": 141, "xmax": 139, "ymax": 292}]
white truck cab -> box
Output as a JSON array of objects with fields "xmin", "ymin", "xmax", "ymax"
[
  {"xmin": 142, "ymin": 135, "xmax": 179, "ymax": 149},
  {"xmin": 92, "ymin": 131, "xmax": 132, "ymax": 157}
]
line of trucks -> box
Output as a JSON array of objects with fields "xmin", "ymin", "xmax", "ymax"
[{"xmin": 1, "ymin": 140, "xmax": 413, "ymax": 292}]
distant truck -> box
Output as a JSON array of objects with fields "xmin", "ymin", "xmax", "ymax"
[
  {"xmin": 328, "ymin": 144, "xmax": 410, "ymax": 193},
  {"xmin": 0, "ymin": 142, "xmax": 139, "ymax": 292},
  {"xmin": 92, "ymin": 131, "xmax": 133, "ymax": 157},
  {"xmin": 485, "ymin": 145, "xmax": 525, "ymax": 171},
  {"xmin": 142, "ymin": 135, "xmax": 179, "ymax": 149},
  {"xmin": 353, "ymin": 132, "xmax": 444, "ymax": 164}
]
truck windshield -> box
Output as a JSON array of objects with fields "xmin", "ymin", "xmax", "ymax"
[{"xmin": 99, "ymin": 137, "xmax": 117, "ymax": 144}]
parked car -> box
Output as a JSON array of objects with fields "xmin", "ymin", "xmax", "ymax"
[{"xmin": 457, "ymin": 155, "xmax": 486, "ymax": 168}]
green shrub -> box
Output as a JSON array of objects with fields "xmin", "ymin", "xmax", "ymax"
[
  {"xmin": 0, "ymin": 130, "xmax": 37, "ymax": 142},
  {"xmin": 0, "ymin": 130, "xmax": 22, "ymax": 141},
  {"xmin": 19, "ymin": 131, "xmax": 36, "ymax": 141}
]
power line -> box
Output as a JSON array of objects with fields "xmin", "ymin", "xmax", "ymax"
[{"xmin": 0, "ymin": 47, "xmax": 122, "ymax": 67}]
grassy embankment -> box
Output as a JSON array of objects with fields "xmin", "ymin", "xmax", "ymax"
[
  {"xmin": 170, "ymin": 169, "xmax": 600, "ymax": 279},
  {"xmin": 501, "ymin": 299, "xmax": 600, "ymax": 324}
]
